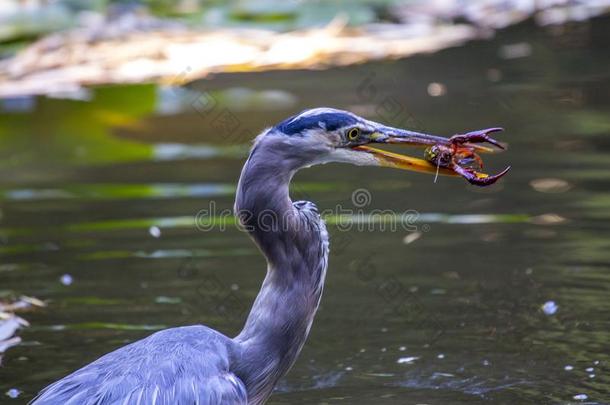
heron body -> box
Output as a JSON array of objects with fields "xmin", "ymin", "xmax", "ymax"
[
  {"xmin": 35, "ymin": 326, "xmax": 247, "ymax": 404},
  {"xmin": 33, "ymin": 108, "xmax": 507, "ymax": 404}
]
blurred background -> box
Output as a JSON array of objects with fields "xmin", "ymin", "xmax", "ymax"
[{"xmin": 1, "ymin": 0, "xmax": 609, "ymax": 403}]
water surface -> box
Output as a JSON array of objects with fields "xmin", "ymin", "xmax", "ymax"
[{"xmin": 1, "ymin": 18, "xmax": 609, "ymax": 404}]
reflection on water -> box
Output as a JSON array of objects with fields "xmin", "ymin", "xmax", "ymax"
[{"xmin": 1, "ymin": 17, "xmax": 609, "ymax": 404}]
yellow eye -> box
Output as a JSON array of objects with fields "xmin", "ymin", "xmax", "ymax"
[{"xmin": 347, "ymin": 127, "xmax": 360, "ymax": 141}]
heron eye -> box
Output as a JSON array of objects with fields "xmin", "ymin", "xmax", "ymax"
[{"xmin": 347, "ymin": 127, "xmax": 360, "ymax": 141}]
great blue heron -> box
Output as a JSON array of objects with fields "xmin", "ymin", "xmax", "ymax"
[{"xmin": 32, "ymin": 108, "xmax": 508, "ymax": 404}]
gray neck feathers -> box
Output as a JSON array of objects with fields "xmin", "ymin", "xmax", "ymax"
[{"xmin": 232, "ymin": 135, "xmax": 329, "ymax": 404}]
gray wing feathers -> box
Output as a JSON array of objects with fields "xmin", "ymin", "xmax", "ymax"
[{"xmin": 32, "ymin": 326, "xmax": 247, "ymax": 405}]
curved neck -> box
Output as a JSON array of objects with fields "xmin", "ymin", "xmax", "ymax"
[
  {"xmin": 234, "ymin": 143, "xmax": 295, "ymax": 263},
  {"xmin": 232, "ymin": 139, "xmax": 328, "ymax": 404}
]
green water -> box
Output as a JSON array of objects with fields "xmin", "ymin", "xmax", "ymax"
[{"xmin": 1, "ymin": 18, "xmax": 609, "ymax": 404}]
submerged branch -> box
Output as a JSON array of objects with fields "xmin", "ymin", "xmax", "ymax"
[
  {"xmin": 0, "ymin": 1, "xmax": 607, "ymax": 98},
  {"xmin": 0, "ymin": 20, "xmax": 477, "ymax": 98}
]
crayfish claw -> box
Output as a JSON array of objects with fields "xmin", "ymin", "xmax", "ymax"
[
  {"xmin": 450, "ymin": 127, "xmax": 505, "ymax": 150},
  {"xmin": 453, "ymin": 165, "xmax": 511, "ymax": 187}
]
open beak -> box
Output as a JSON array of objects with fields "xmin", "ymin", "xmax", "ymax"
[
  {"xmin": 354, "ymin": 126, "xmax": 456, "ymax": 176},
  {"xmin": 352, "ymin": 125, "xmax": 509, "ymax": 186},
  {"xmin": 353, "ymin": 144, "xmax": 457, "ymax": 176}
]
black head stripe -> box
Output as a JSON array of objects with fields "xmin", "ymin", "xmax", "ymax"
[{"xmin": 275, "ymin": 110, "xmax": 359, "ymax": 136}]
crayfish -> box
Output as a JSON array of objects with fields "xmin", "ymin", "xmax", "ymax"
[{"xmin": 424, "ymin": 128, "xmax": 510, "ymax": 186}]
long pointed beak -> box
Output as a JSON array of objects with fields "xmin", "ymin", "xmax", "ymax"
[
  {"xmin": 369, "ymin": 126, "xmax": 451, "ymax": 147},
  {"xmin": 355, "ymin": 126, "xmax": 457, "ymax": 176},
  {"xmin": 353, "ymin": 145, "xmax": 457, "ymax": 176},
  {"xmin": 370, "ymin": 125, "xmax": 501, "ymax": 153},
  {"xmin": 352, "ymin": 125, "xmax": 509, "ymax": 185}
]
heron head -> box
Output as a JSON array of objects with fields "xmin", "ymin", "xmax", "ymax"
[{"xmin": 261, "ymin": 107, "xmax": 457, "ymax": 176}]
